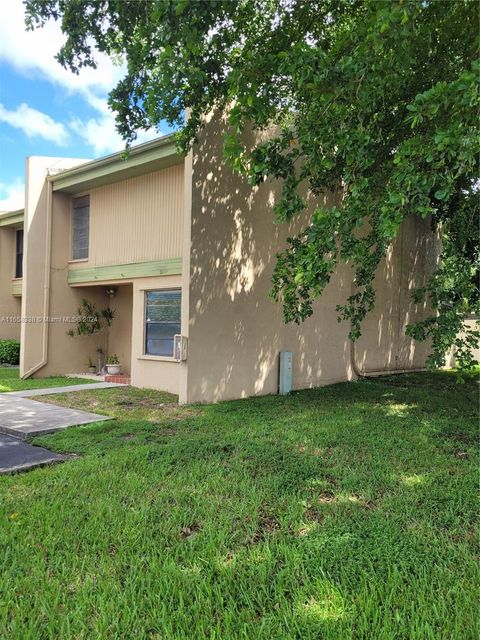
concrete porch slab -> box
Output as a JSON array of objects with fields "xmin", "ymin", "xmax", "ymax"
[
  {"xmin": 66, "ymin": 373, "xmax": 105, "ymax": 381},
  {"xmin": 0, "ymin": 434, "xmax": 68, "ymax": 474},
  {"xmin": 0, "ymin": 395, "xmax": 111, "ymax": 440},
  {"xmin": 6, "ymin": 382, "xmax": 124, "ymax": 398}
]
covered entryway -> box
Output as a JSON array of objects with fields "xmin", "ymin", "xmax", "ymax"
[
  {"xmin": 64, "ymin": 282, "xmax": 133, "ymax": 382},
  {"xmin": 104, "ymin": 283, "xmax": 133, "ymax": 379}
]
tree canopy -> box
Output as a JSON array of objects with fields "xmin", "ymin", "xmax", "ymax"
[{"xmin": 25, "ymin": 0, "xmax": 480, "ymax": 369}]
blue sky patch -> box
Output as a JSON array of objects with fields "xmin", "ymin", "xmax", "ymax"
[{"xmin": 0, "ymin": 0, "xmax": 171, "ymax": 211}]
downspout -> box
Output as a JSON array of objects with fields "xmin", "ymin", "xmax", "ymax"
[
  {"xmin": 22, "ymin": 179, "xmax": 52, "ymax": 378},
  {"xmin": 350, "ymin": 339, "xmax": 425, "ymax": 378},
  {"xmin": 349, "ymin": 223, "xmax": 426, "ymax": 378}
]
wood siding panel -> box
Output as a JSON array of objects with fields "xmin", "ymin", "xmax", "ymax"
[
  {"xmin": 68, "ymin": 258, "xmax": 182, "ymax": 284},
  {"xmin": 85, "ymin": 164, "xmax": 184, "ymax": 267}
]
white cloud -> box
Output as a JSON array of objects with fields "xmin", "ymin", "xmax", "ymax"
[
  {"xmin": 0, "ymin": 0, "xmax": 160, "ymax": 156},
  {"xmin": 69, "ymin": 114, "xmax": 122, "ymax": 156},
  {"xmin": 0, "ymin": 0, "xmax": 125, "ymax": 111},
  {"xmin": 0, "ymin": 103, "xmax": 69, "ymax": 146},
  {"xmin": 69, "ymin": 101, "xmax": 160, "ymax": 155},
  {"xmin": 0, "ymin": 178, "xmax": 24, "ymax": 211}
]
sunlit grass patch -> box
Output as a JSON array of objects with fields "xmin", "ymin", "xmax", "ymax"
[
  {"xmin": 384, "ymin": 402, "xmax": 416, "ymax": 417},
  {"xmin": 399, "ymin": 473, "xmax": 427, "ymax": 487},
  {"xmin": 297, "ymin": 521, "xmax": 319, "ymax": 537},
  {"xmin": 36, "ymin": 385, "xmax": 182, "ymax": 421},
  {"xmin": 0, "ymin": 370, "xmax": 477, "ymax": 639},
  {"xmin": 298, "ymin": 587, "xmax": 351, "ymax": 623},
  {"xmin": 0, "ymin": 367, "xmax": 94, "ymax": 392}
]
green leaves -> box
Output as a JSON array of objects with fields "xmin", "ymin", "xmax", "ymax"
[{"xmin": 25, "ymin": 0, "xmax": 480, "ymax": 370}]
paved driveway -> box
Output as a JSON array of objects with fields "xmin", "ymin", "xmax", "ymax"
[
  {"xmin": 0, "ymin": 383, "xmax": 118, "ymax": 473},
  {"xmin": 0, "ymin": 434, "xmax": 67, "ymax": 474}
]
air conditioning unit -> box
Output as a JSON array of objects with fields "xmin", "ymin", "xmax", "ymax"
[{"xmin": 174, "ymin": 335, "xmax": 188, "ymax": 362}]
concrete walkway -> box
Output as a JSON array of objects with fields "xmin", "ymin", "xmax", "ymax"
[
  {"xmin": 0, "ymin": 383, "xmax": 119, "ymax": 473},
  {"xmin": 6, "ymin": 381, "xmax": 124, "ymax": 397},
  {"xmin": 0, "ymin": 394, "xmax": 113, "ymax": 439},
  {"xmin": 0, "ymin": 434, "xmax": 67, "ymax": 474}
]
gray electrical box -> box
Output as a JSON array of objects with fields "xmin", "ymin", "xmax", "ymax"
[{"xmin": 279, "ymin": 351, "xmax": 293, "ymax": 395}]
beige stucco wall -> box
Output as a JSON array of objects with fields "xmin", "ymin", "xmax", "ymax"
[
  {"xmin": 0, "ymin": 226, "xmax": 21, "ymax": 340},
  {"xmin": 19, "ymin": 135, "xmax": 443, "ymax": 399},
  {"xmin": 354, "ymin": 215, "xmax": 439, "ymax": 372},
  {"xmin": 21, "ymin": 157, "xmax": 55, "ymax": 376},
  {"xmin": 21, "ymin": 156, "xmax": 102, "ymax": 378},
  {"xmin": 445, "ymin": 317, "xmax": 480, "ymax": 368},
  {"xmin": 38, "ymin": 266, "xmax": 183, "ymax": 386},
  {"xmin": 130, "ymin": 275, "xmax": 182, "ymax": 395},
  {"xmin": 21, "ymin": 156, "xmax": 184, "ymax": 389},
  {"xmin": 107, "ymin": 284, "xmax": 133, "ymax": 374},
  {"xmin": 70, "ymin": 164, "xmax": 184, "ymax": 271},
  {"xmin": 24, "ymin": 187, "xmax": 108, "ymax": 377},
  {"xmin": 182, "ymin": 116, "xmax": 438, "ymax": 403},
  {"xmin": 463, "ymin": 318, "xmax": 480, "ymax": 363}
]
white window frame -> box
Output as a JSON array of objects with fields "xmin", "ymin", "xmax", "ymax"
[
  {"xmin": 71, "ymin": 195, "xmax": 90, "ymax": 261},
  {"xmin": 143, "ymin": 288, "xmax": 182, "ymax": 359}
]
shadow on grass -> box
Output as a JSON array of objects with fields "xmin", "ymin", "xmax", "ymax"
[{"xmin": 1, "ymin": 371, "xmax": 478, "ymax": 638}]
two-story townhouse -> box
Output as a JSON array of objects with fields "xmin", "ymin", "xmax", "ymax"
[
  {"xmin": 18, "ymin": 116, "xmax": 438, "ymax": 403},
  {"xmin": 0, "ymin": 208, "xmax": 24, "ymax": 340},
  {"xmin": 20, "ymin": 138, "xmax": 183, "ymax": 393}
]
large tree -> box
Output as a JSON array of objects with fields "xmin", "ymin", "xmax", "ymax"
[{"xmin": 26, "ymin": 0, "xmax": 479, "ymax": 369}]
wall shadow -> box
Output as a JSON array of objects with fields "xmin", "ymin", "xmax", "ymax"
[{"xmin": 186, "ymin": 112, "xmax": 438, "ymax": 402}]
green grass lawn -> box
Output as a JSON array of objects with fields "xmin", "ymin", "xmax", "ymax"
[
  {"xmin": 0, "ymin": 367, "xmax": 95, "ymax": 392},
  {"xmin": 0, "ymin": 372, "xmax": 478, "ymax": 639}
]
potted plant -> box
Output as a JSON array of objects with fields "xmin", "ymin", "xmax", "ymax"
[
  {"xmin": 67, "ymin": 299, "xmax": 115, "ymax": 375},
  {"xmin": 105, "ymin": 354, "xmax": 121, "ymax": 375},
  {"xmin": 87, "ymin": 357, "xmax": 96, "ymax": 374}
]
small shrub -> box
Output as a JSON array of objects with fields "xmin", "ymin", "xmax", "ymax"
[{"xmin": 0, "ymin": 339, "xmax": 20, "ymax": 365}]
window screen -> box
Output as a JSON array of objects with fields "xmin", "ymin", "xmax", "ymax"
[
  {"xmin": 145, "ymin": 289, "xmax": 181, "ymax": 357},
  {"xmin": 72, "ymin": 196, "xmax": 89, "ymax": 260},
  {"xmin": 15, "ymin": 229, "xmax": 23, "ymax": 278}
]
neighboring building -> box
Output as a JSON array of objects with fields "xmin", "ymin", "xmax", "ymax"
[
  {"xmin": 0, "ymin": 209, "xmax": 24, "ymax": 341},
  {"xmin": 13, "ymin": 117, "xmax": 438, "ymax": 403}
]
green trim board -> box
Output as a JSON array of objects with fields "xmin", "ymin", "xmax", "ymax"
[
  {"xmin": 11, "ymin": 280, "xmax": 22, "ymax": 296},
  {"xmin": 51, "ymin": 135, "xmax": 180, "ymax": 194},
  {"xmin": 68, "ymin": 258, "xmax": 182, "ymax": 284},
  {"xmin": 0, "ymin": 211, "xmax": 24, "ymax": 227}
]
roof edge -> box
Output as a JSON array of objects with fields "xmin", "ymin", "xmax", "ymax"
[
  {"xmin": 49, "ymin": 134, "xmax": 178, "ymax": 185},
  {"xmin": 0, "ymin": 209, "xmax": 24, "ymax": 227}
]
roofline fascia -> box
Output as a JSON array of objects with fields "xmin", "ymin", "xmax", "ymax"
[
  {"xmin": 48, "ymin": 134, "xmax": 179, "ymax": 192},
  {"xmin": 0, "ymin": 209, "xmax": 24, "ymax": 227}
]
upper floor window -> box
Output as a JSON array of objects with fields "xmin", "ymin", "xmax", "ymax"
[
  {"xmin": 15, "ymin": 229, "xmax": 23, "ymax": 278},
  {"xmin": 145, "ymin": 289, "xmax": 181, "ymax": 357},
  {"xmin": 72, "ymin": 196, "xmax": 89, "ymax": 260}
]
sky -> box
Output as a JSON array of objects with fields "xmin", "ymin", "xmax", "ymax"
[{"xmin": 0, "ymin": 0, "xmax": 168, "ymax": 212}]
